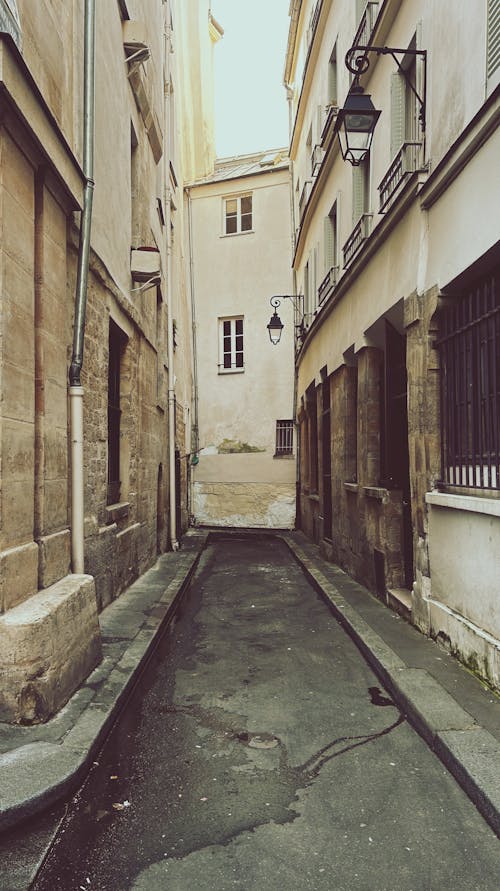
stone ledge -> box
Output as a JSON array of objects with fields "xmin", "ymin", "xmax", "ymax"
[
  {"xmin": 105, "ymin": 502, "xmax": 130, "ymax": 524},
  {"xmin": 343, "ymin": 481, "xmax": 359, "ymax": 493},
  {"xmin": 363, "ymin": 486, "xmax": 388, "ymax": 501},
  {"xmin": 426, "ymin": 491, "xmax": 500, "ymax": 517},
  {"xmin": 0, "ymin": 575, "xmax": 102, "ymax": 724}
]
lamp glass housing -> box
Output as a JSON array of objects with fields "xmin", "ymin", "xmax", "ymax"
[
  {"xmin": 267, "ymin": 311, "xmax": 284, "ymax": 345},
  {"xmin": 337, "ymin": 86, "xmax": 381, "ymax": 166}
]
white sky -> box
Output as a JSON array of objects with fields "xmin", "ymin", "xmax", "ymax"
[{"xmin": 211, "ymin": 0, "xmax": 291, "ymax": 158}]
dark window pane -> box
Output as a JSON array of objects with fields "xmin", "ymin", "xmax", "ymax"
[
  {"xmin": 224, "ymin": 355, "xmax": 231, "ymax": 369},
  {"xmin": 235, "ymin": 319, "xmax": 243, "ymax": 335},
  {"xmin": 235, "ymin": 336, "xmax": 243, "ymax": 351},
  {"xmin": 236, "ymin": 352, "xmax": 243, "ymax": 368},
  {"xmin": 241, "ymin": 196, "xmax": 252, "ymax": 214},
  {"xmin": 241, "ymin": 213, "xmax": 252, "ymax": 231},
  {"xmin": 226, "ymin": 215, "xmax": 237, "ymax": 234},
  {"xmin": 223, "ymin": 321, "xmax": 231, "ymax": 336}
]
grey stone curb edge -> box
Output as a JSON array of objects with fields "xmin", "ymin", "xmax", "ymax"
[
  {"xmin": 0, "ymin": 536, "xmax": 207, "ymax": 834},
  {"xmin": 281, "ymin": 534, "xmax": 500, "ymax": 838}
]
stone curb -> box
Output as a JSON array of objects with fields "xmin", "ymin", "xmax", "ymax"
[
  {"xmin": 282, "ymin": 534, "xmax": 500, "ymax": 838},
  {"xmin": 0, "ymin": 533, "xmax": 207, "ymax": 833}
]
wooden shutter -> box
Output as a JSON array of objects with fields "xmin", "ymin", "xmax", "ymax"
[
  {"xmin": 324, "ymin": 213, "xmax": 335, "ymax": 272},
  {"xmin": 328, "ymin": 45, "xmax": 338, "ymax": 104},
  {"xmin": 356, "ymin": 0, "xmax": 367, "ymax": 24},
  {"xmin": 390, "ymin": 72, "xmax": 405, "ymax": 158},
  {"xmin": 352, "ymin": 164, "xmax": 366, "ymax": 225}
]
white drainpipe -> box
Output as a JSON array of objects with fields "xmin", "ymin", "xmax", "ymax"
[{"xmin": 69, "ymin": 0, "xmax": 95, "ymax": 573}]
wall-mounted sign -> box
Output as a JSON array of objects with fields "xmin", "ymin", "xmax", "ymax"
[{"xmin": 0, "ymin": 0, "xmax": 21, "ymax": 49}]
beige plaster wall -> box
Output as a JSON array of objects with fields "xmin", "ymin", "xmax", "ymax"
[{"xmin": 190, "ymin": 164, "xmax": 296, "ymax": 527}]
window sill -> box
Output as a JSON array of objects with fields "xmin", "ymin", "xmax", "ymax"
[
  {"xmin": 363, "ymin": 486, "xmax": 388, "ymax": 502},
  {"xmin": 218, "ymin": 367, "xmax": 244, "ymax": 375},
  {"xmin": 344, "ymin": 482, "xmax": 359, "ymax": 493},
  {"xmin": 105, "ymin": 502, "xmax": 130, "ymax": 524},
  {"xmin": 273, "ymin": 453, "xmax": 294, "ymax": 459},
  {"xmin": 220, "ymin": 230, "xmax": 254, "ymax": 238},
  {"xmin": 426, "ymin": 491, "xmax": 500, "ymax": 518}
]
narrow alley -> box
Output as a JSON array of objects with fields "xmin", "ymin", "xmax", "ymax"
[{"xmin": 25, "ymin": 535, "xmax": 499, "ymax": 890}]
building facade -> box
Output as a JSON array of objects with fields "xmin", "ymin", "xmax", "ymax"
[
  {"xmin": 286, "ymin": 0, "xmax": 500, "ymax": 687},
  {"xmin": 0, "ymin": 0, "xmax": 217, "ymax": 723},
  {"xmin": 188, "ymin": 151, "xmax": 296, "ymax": 529}
]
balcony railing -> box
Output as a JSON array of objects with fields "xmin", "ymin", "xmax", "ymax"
[
  {"xmin": 320, "ymin": 104, "xmax": 339, "ymax": 148},
  {"xmin": 353, "ymin": 2, "xmax": 379, "ymax": 47},
  {"xmin": 311, "ymin": 144, "xmax": 325, "ymax": 176},
  {"xmin": 378, "ymin": 141, "xmax": 423, "ymax": 211},
  {"xmin": 299, "ymin": 179, "xmax": 312, "ymax": 221},
  {"xmin": 307, "ymin": 0, "xmax": 322, "ymax": 49},
  {"xmin": 318, "ymin": 266, "xmax": 339, "ymax": 304},
  {"xmin": 343, "ymin": 213, "xmax": 373, "ymax": 267}
]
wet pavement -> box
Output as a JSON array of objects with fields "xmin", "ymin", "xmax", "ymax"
[{"xmin": 8, "ymin": 536, "xmax": 500, "ymax": 889}]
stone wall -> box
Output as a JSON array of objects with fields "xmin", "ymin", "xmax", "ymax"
[{"xmin": 300, "ymin": 345, "xmax": 407, "ymax": 601}]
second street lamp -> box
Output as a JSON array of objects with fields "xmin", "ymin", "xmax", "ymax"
[{"xmin": 267, "ymin": 299, "xmax": 285, "ymax": 345}]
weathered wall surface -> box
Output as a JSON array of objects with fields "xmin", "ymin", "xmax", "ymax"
[
  {"xmin": 288, "ymin": 0, "xmax": 500, "ymax": 686},
  {"xmin": 0, "ymin": 0, "xmax": 203, "ymax": 721},
  {"xmin": 189, "ymin": 160, "xmax": 296, "ymax": 529}
]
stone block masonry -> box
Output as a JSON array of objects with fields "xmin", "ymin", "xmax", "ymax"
[{"xmin": 0, "ymin": 574, "xmax": 101, "ymax": 724}]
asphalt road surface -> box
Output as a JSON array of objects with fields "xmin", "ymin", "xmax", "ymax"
[{"xmin": 30, "ymin": 535, "xmax": 500, "ymax": 890}]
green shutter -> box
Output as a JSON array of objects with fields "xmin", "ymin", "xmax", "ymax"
[
  {"xmin": 352, "ymin": 165, "xmax": 365, "ymax": 225},
  {"xmin": 328, "ymin": 46, "xmax": 338, "ymax": 104},
  {"xmin": 356, "ymin": 0, "xmax": 366, "ymax": 24},
  {"xmin": 488, "ymin": 0, "xmax": 500, "ymax": 79},
  {"xmin": 390, "ymin": 72, "xmax": 405, "ymax": 158},
  {"xmin": 324, "ymin": 214, "xmax": 335, "ymax": 271}
]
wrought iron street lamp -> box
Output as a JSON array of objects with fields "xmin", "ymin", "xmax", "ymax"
[
  {"xmin": 337, "ymin": 43, "xmax": 426, "ymax": 166},
  {"xmin": 267, "ymin": 297, "xmax": 285, "ymax": 345},
  {"xmin": 267, "ymin": 295, "xmax": 304, "ymax": 346}
]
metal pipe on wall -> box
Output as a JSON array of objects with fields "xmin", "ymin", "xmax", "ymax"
[{"xmin": 69, "ymin": 0, "xmax": 96, "ymax": 573}]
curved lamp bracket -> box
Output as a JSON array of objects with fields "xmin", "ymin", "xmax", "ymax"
[{"xmin": 345, "ymin": 44, "xmax": 427, "ymax": 129}]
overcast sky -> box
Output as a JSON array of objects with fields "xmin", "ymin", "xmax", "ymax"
[{"xmin": 211, "ymin": 0, "xmax": 291, "ymax": 158}]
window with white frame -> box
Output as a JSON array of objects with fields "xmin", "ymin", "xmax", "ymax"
[
  {"xmin": 219, "ymin": 317, "xmax": 244, "ymax": 372},
  {"xmin": 223, "ymin": 194, "xmax": 252, "ymax": 234}
]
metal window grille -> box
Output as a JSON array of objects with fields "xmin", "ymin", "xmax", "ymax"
[
  {"xmin": 275, "ymin": 420, "xmax": 294, "ymax": 456},
  {"xmin": 437, "ymin": 269, "xmax": 500, "ymax": 490}
]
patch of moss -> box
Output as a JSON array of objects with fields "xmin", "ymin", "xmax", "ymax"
[{"xmin": 218, "ymin": 439, "xmax": 265, "ymax": 454}]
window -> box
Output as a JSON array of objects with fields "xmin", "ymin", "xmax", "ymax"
[
  {"xmin": 275, "ymin": 420, "xmax": 294, "ymax": 456},
  {"xmin": 224, "ymin": 194, "xmax": 252, "ymax": 234},
  {"xmin": 108, "ymin": 320, "xmax": 127, "ymax": 504},
  {"xmin": 219, "ymin": 317, "xmax": 244, "ymax": 372},
  {"xmin": 437, "ymin": 268, "xmax": 500, "ymax": 490}
]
